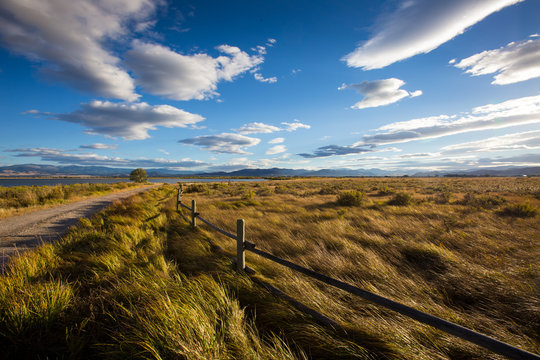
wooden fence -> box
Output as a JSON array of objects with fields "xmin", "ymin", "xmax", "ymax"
[{"xmin": 175, "ymin": 184, "xmax": 539, "ymax": 360}]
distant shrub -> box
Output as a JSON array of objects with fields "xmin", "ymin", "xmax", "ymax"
[
  {"xmin": 241, "ymin": 190, "xmax": 256, "ymax": 201},
  {"xmin": 434, "ymin": 190, "xmax": 452, "ymax": 204},
  {"xmin": 337, "ymin": 190, "xmax": 365, "ymax": 206},
  {"xmin": 377, "ymin": 185, "xmax": 394, "ymax": 196},
  {"xmin": 460, "ymin": 193, "xmax": 506, "ymax": 209},
  {"xmin": 184, "ymin": 184, "xmax": 207, "ymax": 193},
  {"xmin": 388, "ymin": 192, "xmax": 413, "ymax": 206},
  {"xmin": 499, "ymin": 202, "xmax": 538, "ymax": 218}
]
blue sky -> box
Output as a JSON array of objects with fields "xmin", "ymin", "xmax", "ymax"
[{"xmin": 1, "ymin": 0, "xmax": 539, "ymax": 173}]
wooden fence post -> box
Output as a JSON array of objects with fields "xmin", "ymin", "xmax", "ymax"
[
  {"xmin": 191, "ymin": 199, "xmax": 197, "ymax": 228},
  {"xmin": 236, "ymin": 219, "xmax": 245, "ymax": 271},
  {"xmin": 176, "ymin": 186, "xmax": 180, "ymax": 211}
]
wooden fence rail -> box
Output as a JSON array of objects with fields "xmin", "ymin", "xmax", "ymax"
[{"xmin": 175, "ymin": 184, "xmax": 540, "ymax": 360}]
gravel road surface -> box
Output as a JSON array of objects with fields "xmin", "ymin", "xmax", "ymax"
[{"xmin": 0, "ymin": 185, "xmax": 156, "ymax": 266}]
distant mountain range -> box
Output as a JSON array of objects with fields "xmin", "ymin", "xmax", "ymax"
[{"xmin": 0, "ymin": 164, "xmax": 539, "ymax": 178}]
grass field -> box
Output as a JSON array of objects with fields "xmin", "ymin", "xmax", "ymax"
[
  {"xmin": 0, "ymin": 178, "xmax": 538, "ymax": 359},
  {"xmin": 0, "ymin": 182, "xmax": 142, "ymax": 219}
]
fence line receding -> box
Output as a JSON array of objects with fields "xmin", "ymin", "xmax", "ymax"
[{"xmin": 175, "ymin": 184, "xmax": 540, "ymax": 360}]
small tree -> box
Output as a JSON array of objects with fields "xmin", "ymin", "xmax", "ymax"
[{"xmin": 130, "ymin": 168, "xmax": 148, "ymax": 183}]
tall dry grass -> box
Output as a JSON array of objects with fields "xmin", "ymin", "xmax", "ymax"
[
  {"xmin": 0, "ymin": 182, "xmax": 141, "ymax": 218},
  {"xmin": 176, "ymin": 177, "xmax": 540, "ymax": 359},
  {"xmin": 0, "ymin": 186, "xmax": 302, "ymax": 359}
]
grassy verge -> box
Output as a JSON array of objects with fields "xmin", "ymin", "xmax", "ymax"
[
  {"xmin": 0, "ymin": 185, "xmax": 338, "ymax": 359},
  {"xmin": 0, "ymin": 182, "xmax": 144, "ymax": 219},
  {"xmin": 176, "ymin": 178, "xmax": 540, "ymax": 359},
  {"xmin": 1, "ymin": 179, "xmax": 538, "ymax": 359}
]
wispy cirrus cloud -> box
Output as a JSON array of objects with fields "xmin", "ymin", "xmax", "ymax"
[
  {"xmin": 339, "ymin": 78, "xmax": 421, "ymax": 109},
  {"xmin": 300, "ymin": 94, "xmax": 540, "ymax": 159},
  {"xmin": 355, "ymin": 95, "xmax": 540, "ymax": 146},
  {"xmin": 5, "ymin": 148, "xmax": 206, "ymax": 168},
  {"xmin": 298, "ymin": 145, "xmax": 373, "ymax": 158},
  {"xmin": 266, "ymin": 145, "xmax": 287, "ymax": 155},
  {"xmin": 441, "ymin": 130, "xmax": 540, "ymax": 154},
  {"xmin": 343, "ymin": 0, "xmax": 522, "ymax": 70},
  {"xmin": 268, "ymin": 137, "xmax": 284, "ymax": 144},
  {"xmin": 281, "ymin": 119, "xmax": 311, "ymax": 131},
  {"xmin": 126, "ymin": 41, "xmax": 272, "ymax": 101},
  {"xmin": 454, "ymin": 36, "xmax": 540, "ymax": 85},
  {"xmin": 179, "ymin": 133, "xmax": 260, "ymax": 154},
  {"xmin": 235, "ymin": 122, "xmax": 281, "ymax": 134},
  {"xmin": 80, "ymin": 143, "xmax": 117, "ymax": 150},
  {"xmin": 0, "ymin": 0, "xmax": 158, "ymax": 101},
  {"xmin": 28, "ymin": 101, "xmax": 204, "ymax": 140},
  {"xmin": 235, "ymin": 120, "xmax": 310, "ymax": 134}
]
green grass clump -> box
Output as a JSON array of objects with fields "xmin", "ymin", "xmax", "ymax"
[
  {"xmin": 0, "ymin": 186, "xmax": 301, "ymax": 359},
  {"xmin": 184, "ymin": 183, "xmax": 207, "ymax": 193},
  {"xmin": 0, "ymin": 182, "xmax": 138, "ymax": 212},
  {"xmin": 387, "ymin": 192, "xmax": 413, "ymax": 206},
  {"xmin": 337, "ymin": 190, "xmax": 365, "ymax": 206},
  {"xmin": 499, "ymin": 202, "xmax": 538, "ymax": 218},
  {"xmin": 460, "ymin": 193, "xmax": 507, "ymax": 209}
]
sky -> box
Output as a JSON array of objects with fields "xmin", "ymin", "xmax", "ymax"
[{"xmin": 1, "ymin": 0, "xmax": 540, "ymax": 173}]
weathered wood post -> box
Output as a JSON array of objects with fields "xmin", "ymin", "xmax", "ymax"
[
  {"xmin": 191, "ymin": 199, "xmax": 197, "ymax": 228},
  {"xmin": 236, "ymin": 219, "xmax": 245, "ymax": 271},
  {"xmin": 176, "ymin": 184, "xmax": 181, "ymax": 211}
]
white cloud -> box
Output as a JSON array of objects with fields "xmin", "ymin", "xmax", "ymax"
[
  {"xmin": 126, "ymin": 41, "xmax": 266, "ymax": 101},
  {"xmin": 441, "ymin": 130, "xmax": 540, "ymax": 154},
  {"xmin": 339, "ymin": 78, "xmax": 422, "ymax": 109},
  {"xmin": 80, "ymin": 143, "xmax": 117, "ymax": 150},
  {"xmin": 298, "ymin": 145, "xmax": 373, "ymax": 158},
  {"xmin": 454, "ymin": 37, "xmax": 540, "ymax": 85},
  {"xmin": 253, "ymin": 72, "xmax": 277, "ymax": 83},
  {"xmin": 355, "ymin": 95, "xmax": 540, "ymax": 146},
  {"xmin": 179, "ymin": 133, "xmax": 260, "ymax": 154},
  {"xmin": 235, "ymin": 121, "xmax": 310, "ymax": 134},
  {"xmin": 30, "ymin": 101, "xmax": 204, "ymax": 140},
  {"xmin": 268, "ymin": 137, "xmax": 284, "ymax": 144},
  {"xmin": 342, "ymin": 0, "xmax": 522, "ymax": 70},
  {"xmin": 266, "ymin": 145, "xmax": 287, "ymax": 155},
  {"xmin": 0, "ymin": 0, "xmax": 157, "ymax": 101},
  {"xmin": 6, "ymin": 148, "xmax": 206, "ymax": 168},
  {"xmin": 281, "ymin": 119, "xmax": 311, "ymax": 131},
  {"xmin": 235, "ymin": 122, "xmax": 281, "ymax": 134}
]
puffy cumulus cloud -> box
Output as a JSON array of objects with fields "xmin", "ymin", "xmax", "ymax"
[
  {"xmin": 6, "ymin": 148, "xmax": 206, "ymax": 168},
  {"xmin": 30, "ymin": 101, "xmax": 204, "ymax": 140},
  {"xmin": 339, "ymin": 78, "xmax": 422, "ymax": 109},
  {"xmin": 343, "ymin": 0, "xmax": 521, "ymax": 70},
  {"xmin": 0, "ymin": 0, "xmax": 159, "ymax": 101},
  {"xmin": 126, "ymin": 41, "xmax": 269, "ymax": 100},
  {"xmin": 268, "ymin": 137, "xmax": 284, "ymax": 144},
  {"xmin": 441, "ymin": 130, "xmax": 540, "ymax": 154},
  {"xmin": 235, "ymin": 122, "xmax": 281, "ymax": 135},
  {"xmin": 455, "ymin": 37, "xmax": 540, "ymax": 85},
  {"xmin": 179, "ymin": 133, "xmax": 260, "ymax": 154},
  {"xmin": 281, "ymin": 119, "xmax": 311, "ymax": 131},
  {"xmin": 354, "ymin": 95, "xmax": 540, "ymax": 146},
  {"xmin": 266, "ymin": 145, "xmax": 287, "ymax": 155},
  {"xmin": 80, "ymin": 143, "xmax": 117, "ymax": 150},
  {"xmin": 298, "ymin": 145, "xmax": 373, "ymax": 158}
]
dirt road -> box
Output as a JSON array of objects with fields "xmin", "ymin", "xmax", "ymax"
[{"xmin": 0, "ymin": 185, "xmax": 156, "ymax": 265}]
